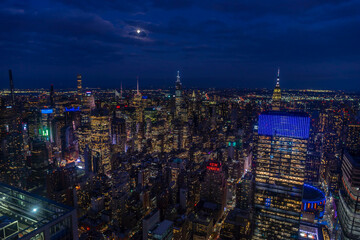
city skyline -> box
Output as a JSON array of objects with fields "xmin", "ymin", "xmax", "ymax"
[
  {"xmin": 0, "ymin": 64, "xmax": 356, "ymax": 239},
  {"xmin": 1, "ymin": 0, "xmax": 360, "ymax": 90},
  {"xmin": 1, "ymin": 1, "xmax": 359, "ymax": 240},
  {"xmin": 2, "ymin": 69, "xmax": 360, "ymax": 92}
]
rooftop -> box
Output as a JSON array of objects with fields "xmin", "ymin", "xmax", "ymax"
[
  {"xmin": 303, "ymin": 184, "xmax": 326, "ymax": 203},
  {"xmin": 0, "ymin": 183, "xmax": 73, "ymax": 239},
  {"xmin": 152, "ymin": 220, "xmax": 173, "ymax": 236},
  {"xmin": 258, "ymin": 111, "xmax": 310, "ymax": 139},
  {"xmin": 345, "ymin": 150, "xmax": 360, "ymax": 167}
]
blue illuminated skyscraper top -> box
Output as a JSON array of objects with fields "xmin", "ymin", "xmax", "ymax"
[{"xmin": 258, "ymin": 111, "xmax": 310, "ymax": 139}]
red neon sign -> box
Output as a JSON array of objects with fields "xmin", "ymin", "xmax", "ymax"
[
  {"xmin": 207, "ymin": 166, "xmax": 220, "ymax": 171},
  {"xmin": 209, "ymin": 162, "xmax": 219, "ymax": 167}
]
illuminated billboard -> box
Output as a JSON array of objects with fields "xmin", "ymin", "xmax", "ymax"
[
  {"xmin": 41, "ymin": 109, "xmax": 53, "ymax": 114},
  {"xmin": 206, "ymin": 162, "xmax": 220, "ymax": 171},
  {"xmin": 65, "ymin": 107, "xmax": 80, "ymax": 112},
  {"xmin": 39, "ymin": 127, "xmax": 49, "ymax": 136}
]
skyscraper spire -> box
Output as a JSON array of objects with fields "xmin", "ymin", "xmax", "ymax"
[
  {"xmin": 120, "ymin": 81, "xmax": 123, "ymax": 99},
  {"xmin": 176, "ymin": 70, "xmax": 181, "ymax": 83},
  {"xmin": 175, "ymin": 71, "xmax": 183, "ymax": 119},
  {"xmin": 272, "ymin": 68, "xmax": 281, "ymax": 111},
  {"xmin": 50, "ymin": 84, "xmax": 55, "ymax": 107},
  {"xmin": 136, "ymin": 76, "xmax": 139, "ymax": 95},
  {"xmin": 77, "ymin": 74, "xmax": 82, "ymax": 93},
  {"xmin": 8, "ymin": 69, "xmax": 14, "ymax": 105},
  {"xmin": 276, "ymin": 68, "xmax": 280, "ymax": 87},
  {"xmin": 77, "ymin": 74, "xmax": 82, "ymax": 102}
]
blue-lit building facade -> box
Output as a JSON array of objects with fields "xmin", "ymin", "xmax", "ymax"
[{"xmin": 253, "ymin": 111, "xmax": 310, "ymax": 239}]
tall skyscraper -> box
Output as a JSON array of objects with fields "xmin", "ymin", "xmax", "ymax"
[
  {"xmin": 253, "ymin": 111, "xmax": 310, "ymax": 239},
  {"xmin": 175, "ymin": 71, "xmax": 183, "ymax": 118},
  {"xmin": 50, "ymin": 84, "xmax": 55, "ymax": 107},
  {"xmin": 346, "ymin": 124, "xmax": 360, "ymax": 154},
  {"xmin": 8, "ymin": 69, "xmax": 15, "ymax": 106},
  {"xmin": 201, "ymin": 161, "xmax": 226, "ymax": 208},
  {"xmin": 77, "ymin": 74, "xmax": 82, "ymax": 100},
  {"xmin": 90, "ymin": 112, "xmax": 111, "ymax": 175},
  {"xmin": 120, "ymin": 81, "xmax": 123, "ymax": 99},
  {"xmin": 137, "ymin": 76, "xmax": 140, "ymax": 96},
  {"xmin": 272, "ymin": 69, "xmax": 281, "ymax": 111},
  {"xmin": 338, "ymin": 150, "xmax": 360, "ymax": 240},
  {"xmin": 236, "ymin": 172, "xmax": 254, "ymax": 210}
]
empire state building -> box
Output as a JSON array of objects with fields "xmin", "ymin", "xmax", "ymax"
[{"xmin": 272, "ymin": 69, "xmax": 281, "ymax": 111}]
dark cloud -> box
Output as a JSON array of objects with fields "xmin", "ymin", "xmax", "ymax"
[
  {"xmin": 56, "ymin": 0, "xmax": 149, "ymax": 12},
  {"xmin": 0, "ymin": 0, "xmax": 359, "ymax": 90}
]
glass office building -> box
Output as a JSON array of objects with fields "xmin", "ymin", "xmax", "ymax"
[
  {"xmin": 253, "ymin": 111, "xmax": 310, "ymax": 239},
  {"xmin": 338, "ymin": 151, "xmax": 360, "ymax": 240},
  {"xmin": 0, "ymin": 183, "xmax": 78, "ymax": 240}
]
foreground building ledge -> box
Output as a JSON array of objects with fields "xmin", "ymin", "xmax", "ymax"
[{"xmin": 0, "ymin": 182, "xmax": 78, "ymax": 240}]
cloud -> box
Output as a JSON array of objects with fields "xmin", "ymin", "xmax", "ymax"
[{"xmin": 0, "ymin": 0, "xmax": 359, "ymax": 89}]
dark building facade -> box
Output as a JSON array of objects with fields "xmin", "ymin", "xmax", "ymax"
[{"xmin": 338, "ymin": 151, "xmax": 360, "ymax": 240}]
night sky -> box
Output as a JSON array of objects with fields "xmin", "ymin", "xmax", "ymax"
[{"xmin": 1, "ymin": 0, "xmax": 359, "ymax": 90}]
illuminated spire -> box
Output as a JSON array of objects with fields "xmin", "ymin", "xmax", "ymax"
[
  {"xmin": 136, "ymin": 76, "xmax": 139, "ymax": 95},
  {"xmin": 120, "ymin": 81, "xmax": 123, "ymax": 99},
  {"xmin": 176, "ymin": 71, "xmax": 180, "ymax": 83},
  {"xmin": 272, "ymin": 68, "xmax": 281, "ymax": 111}
]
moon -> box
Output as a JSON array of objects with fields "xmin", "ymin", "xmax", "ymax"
[{"xmin": 136, "ymin": 29, "xmax": 141, "ymax": 34}]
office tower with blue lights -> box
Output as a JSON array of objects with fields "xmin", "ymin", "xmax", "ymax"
[{"xmin": 253, "ymin": 111, "xmax": 310, "ymax": 239}]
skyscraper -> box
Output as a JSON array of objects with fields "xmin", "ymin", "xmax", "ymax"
[
  {"xmin": 253, "ymin": 111, "xmax": 310, "ymax": 239},
  {"xmin": 137, "ymin": 76, "xmax": 140, "ymax": 96},
  {"xmin": 175, "ymin": 71, "xmax": 183, "ymax": 118},
  {"xmin": 8, "ymin": 69, "xmax": 15, "ymax": 106},
  {"xmin": 236, "ymin": 172, "xmax": 254, "ymax": 210},
  {"xmin": 346, "ymin": 124, "xmax": 360, "ymax": 154},
  {"xmin": 272, "ymin": 69, "xmax": 281, "ymax": 111},
  {"xmin": 201, "ymin": 161, "xmax": 226, "ymax": 208},
  {"xmin": 90, "ymin": 112, "xmax": 111, "ymax": 175},
  {"xmin": 50, "ymin": 84, "xmax": 55, "ymax": 107},
  {"xmin": 77, "ymin": 74, "xmax": 82, "ymax": 100},
  {"xmin": 338, "ymin": 150, "xmax": 360, "ymax": 240}
]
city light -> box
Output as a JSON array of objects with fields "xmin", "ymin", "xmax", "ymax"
[{"xmin": 0, "ymin": 1, "xmax": 357, "ymax": 238}]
